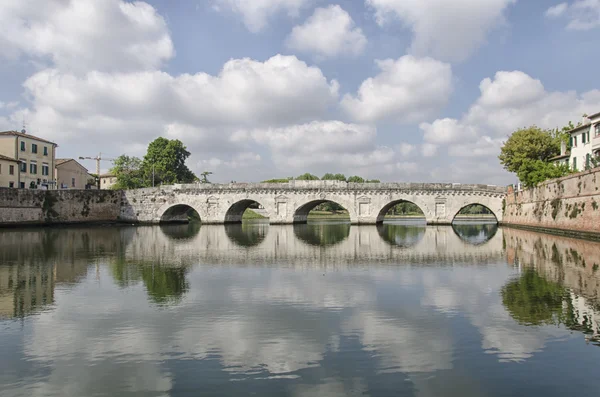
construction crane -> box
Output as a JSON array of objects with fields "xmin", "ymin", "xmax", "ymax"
[{"xmin": 79, "ymin": 153, "xmax": 115, "ymax": 188}]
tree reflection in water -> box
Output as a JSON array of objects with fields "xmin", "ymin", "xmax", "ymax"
[
  {"xmin": 110, "ymin": 258, "xmax": 189, "ymax": 305},
  {"xmin": 224, "ymin": 223, "xmax": 269, "ymax": 247},
  {"xmin": 293, "ymin": 223, "xmax": 350, "ymax": 246},
  {"xmin": 376, "ymin": 223, "xmax": 426, "ymax": 248},
  {"xmin": 502, "ymin": 269, "xmax": 599, "ymax": 344},
  {"xmin": 452, "ymin": 222, "xmax": 498, "ymax": 246}
]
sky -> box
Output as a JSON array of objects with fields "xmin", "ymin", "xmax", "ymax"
[{"xmin": 0, "ymin": 0, "xmax": 599, "ymax": 185}]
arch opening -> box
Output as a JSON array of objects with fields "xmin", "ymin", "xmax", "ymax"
[
  {"xmin": 225, "ymin": 200, "xmax": 270, "ymax": 224},
  {"xmin": 452, "ymin": 204, "xmax": 498, "ymax": 224},
  {"xmin": 451, "ymin": 223, "xmax": 498, "ymax": 246},
  {"xmin": 224, "ymin": 223, "xmax": 269, "ymax": 247},
  {"xmin": 376, "ymin": 223, "xmax": 426, "ymax": 248},
  {"xmin": 376, "ymin": 200, "xmax": 426, "ymax": 224},
  {"xmin": 293, "ymin": 200, "xmax": 350, "ymax": 224},
  {"xmin": 293, "ymin": 223, "xmax": 350, "ymax": 246},
  {"xmin": 160, "ymin": 204, "xmax": 201, "ymax": 224}
]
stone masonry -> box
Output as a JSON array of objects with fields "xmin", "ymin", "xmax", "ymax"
[{"xmin": 120, "ymin": 180, "xmax": 506, "ymax": 225}]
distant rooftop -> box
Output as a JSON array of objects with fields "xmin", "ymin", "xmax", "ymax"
[
  {"xmin": 0, "ymin": 154, "xmax": 19, "ymax": 162},
  {"xmin": 0, "ymin": 130, "xmax": 57, "ymax": 145}
]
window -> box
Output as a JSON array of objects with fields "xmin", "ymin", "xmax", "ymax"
[
  {"xmin": 43, "ymin": 146, "xmax": 48, "ymax": 156},
  {"xmin": 582, "ymin": 132, "xmax": 587, "ymax": 144},
  {"xmin": 71, "ymin": 177, "xmax": 76, "ymax": 188},
  {"xmin": 9, "ymin": 165, "xmax": 14, "ymax": 175},
  {"xmin": 42, "ymin": 164, "xmax": 49, "ymax": 176},
  {"xmin": 573, "ymin": 157, "xmax": 577, "ymax": 170},
  {"xmin": 20, "ymin": 141, "xmax": 25, "ymax": 151},
  {"xmin": 0, "ymin": 164, "xmax": 2, "ymax": 174},
  {"xmin": 20, "ymin": 182, "xmax": 25, "ymax": 189},
  {"xmin": 586, "ymin": 153, "xmax": 591, "ymax": 169},
  {"xmin": 20, "ymin": 161, "xmax": 27, "ymax": 173},
  {"xmin": 9, "ymin": 182, "xmax": 14, "ymax": 188},
  {"xmin": 30, "ymin": 163, "xmax": 37, "ymax": 175},
  {"xmin": 32, "ymin": 143, "xmax": 38, "ymax": 153},
  {"xmin": 596, "ymin": 124, "xmax": 600, "ymax": 136},
  {"xmin": 573, "ymin": 136, "xmax": 578, "ymax": 147}
]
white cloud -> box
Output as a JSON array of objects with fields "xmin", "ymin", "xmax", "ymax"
[
  {"xmin": 15, "ymin": 55, "xmax": 339, "ymax": 144},
  {"xmin": 245, "ymin": 121, "xmax": 395, "ymax": 172},
  {"xmin": 0, "ymin": 0, "xmax": 173, "ymax": 73},
  {"xmin": 419, "ymin": 70, "xmax": 600, "ymax": 161},
  {"xmin": 212, "ymin": 0, "xmax": 313, "ymax": 32},
  {"xmin": 545, "ymin": 3, "xmax": 568, "ymax": 18},
  {"xmin": 421, "ymin": 143, "xmax": 438, "ymax": 157},
  {"xmin": 341, "ymin": 55, "xmax": 452, "ymax": 123},
  {"xmin": 397, "ymin": 143, "xmax": 415, "ymax": 156},
  {"xmin": 286, "ymin": 5, "xmax": 367, "ymax": 59},
  {"xmin": 544, "ymin": 1, "xmax": 600, "ymax": 30},
  {"xmin": 366, "ymin": 0, "xmax": 516, "ymax": 62}
]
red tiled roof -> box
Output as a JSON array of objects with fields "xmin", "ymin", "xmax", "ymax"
[{"xmin": 0, "ymin": 130, "xmax": 57, "ymax": 145}]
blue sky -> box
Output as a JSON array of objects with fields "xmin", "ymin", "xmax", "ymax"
[{"xmin": 1, "ymin": 0, "xmax": 599, "ymax": 184}]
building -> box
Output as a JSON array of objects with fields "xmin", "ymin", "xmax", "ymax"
[
  {"xmin": 55, "ymin": 158, "xmax": 90, "ymax": 189},
  {"xmin": 0, "ymin": 130, "xmax": 57, "ymax": 189},
  {"xmin": 100, "ymin": 173, "xmax": 117, "ymax": 189},
  {"xmin": 0, "ymin": 154, "xmax": 19, "ymax": 188},
  {"xmin": 564, "ymin": 113, "xmax": 600, "ymax": 171}
]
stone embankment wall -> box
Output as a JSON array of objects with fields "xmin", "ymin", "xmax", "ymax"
[
  {"xmin": 503, "ymin": 167, "xmax": 600, "ymax": 236},
  {"xmin": 0, "ymin": 188, "xmax": 121, "ymax": 226}
]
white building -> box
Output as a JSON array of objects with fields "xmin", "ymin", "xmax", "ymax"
[{"xmin": 564, "ymin": 112, "xmax": 600, "ymax": 171}]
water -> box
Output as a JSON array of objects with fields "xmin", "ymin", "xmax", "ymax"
[{"xmin": 1, "ymin": 221, "xmax": 599, "ymax": 397}]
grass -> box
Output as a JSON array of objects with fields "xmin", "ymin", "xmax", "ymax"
[{"xmin": 242, "ymin": 209, "xmax": 268, "ymax": 219}]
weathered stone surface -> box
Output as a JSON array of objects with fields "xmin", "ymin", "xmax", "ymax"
[
  {"xmin": 0, "ymin": 188, "xmax": 121, "ymax": 225},
  {"xmin": 121, "ymin": 181, "xmax": 506, "ymax": 225},
  {"xmin": 504, "ymin": 167, "xmax": 600, "ymax": 234}
]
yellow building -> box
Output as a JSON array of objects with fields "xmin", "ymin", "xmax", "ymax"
[
  {"xmin": 100, "ymin": 173, "xmax": 118, "ymax": 189},
  {"xmin": 0, "ymin": 130, "xmax": 58, "ymax": 189},
  {"xmin": 55, "ymin": 158, "xmax": 90, "ymax": 189},
  {"xmin": 0, "ymin": 154, "xmax": 19, "ymax": 188}
]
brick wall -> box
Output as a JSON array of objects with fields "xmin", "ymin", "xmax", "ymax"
[
  {"xmin": 504, "ymin": 167, "xmax": 600, "ymax": 235},
  {"xmin": 0, "ymin": 188, "xmax": 121, "ymax": 226}
]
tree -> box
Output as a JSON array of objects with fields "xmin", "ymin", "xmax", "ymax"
[
  {"xmin": 347, "ymin": 175, "xmax": 365, "ymax": 183},
  {"xmin": 322, "ymin": 173, "xmax": 347, "ymax": 181},
  {"xmin": 499, "ymin": 126, "xmax": 561, "ymax": 174},
  {"xmin": 296, "ymin": 173, "xmax": 320, "ymax": 180},
  {"xmin": 110, "ymin": 155, "xmax": 146, "ymax": 189},
  {"xmin": 262, "ymin": 178, "xmax": 291, "ymax": 183},
  {"xmin": 366, "ymin": 179, "xmax": 381, "ymax": 183},
  {"xmin": 516, "ymin": 159, "xmax": 571, "ymax": 188},
  {"xmin": 142, "ymin": 138, "xmax": 196, "ymax": 186},
  {"xmin": 499, "ymin": 126, "xmax": 571, "ymax": 186}
]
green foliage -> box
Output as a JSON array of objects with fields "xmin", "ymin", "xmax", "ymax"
[
  {"xmin": 110, "ymin": 155, "xmax": 146, "ymax": 190},
  {"xmin": 457, "ymin": 204, "xmax": 492, "ymax": 215},
  {"xmin": 296, "ymin": 173, "xmax": 320, "ymax": 180},
  {"xmin": 347, "ymin": 175, "xmax": 365, "ymax": 183},
  {"xmin": 388, "ymin": 202, "xmax": 424, "ymax": 216},
  {"xmin": 140, "ymin": 266, "xmax": 189, "ymax": 305},
  {"xmin": 499, "ymin": 126, "xmax": 562, "ymax": 175},
  {"xmin": 516, "ymin": 159, "xmax": 571, "ymax": 188},
  {"xmin": 142, "ymin": 137, "xmax": 197, "ymax": 185},
  {"xmin": 366, "ymin": 179, "xmax": 381, "ymax": 183},
  {"xmin": 321, "ymin": 173, "xmax": 347, "ymax": 181},
  {"xmin": 262, "ymin": 178, "xmax": 291, "ymax": 183}
]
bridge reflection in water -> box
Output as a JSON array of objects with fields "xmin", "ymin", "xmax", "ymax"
[{"xmin": 1, "ymin": 223, "xmax": 600, "ymax": 396}]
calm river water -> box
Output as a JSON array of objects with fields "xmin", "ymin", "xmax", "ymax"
[{"xmin": 1, "ymin": 221, "xmax": 600, "ymax": 396}]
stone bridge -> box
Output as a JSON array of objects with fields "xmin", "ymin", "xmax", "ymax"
[{"xmin": 120, "ymin": 180, "xmax": 506, "ymax": 225}]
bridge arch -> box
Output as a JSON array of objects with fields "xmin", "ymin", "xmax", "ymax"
[
  {"xmin": 225, "ymin": 199, "xmax": 270, "ymax": 224},
  {"xmin": 159, "ymin": 203, "xmax": 201, "ymax": 224},
  {"xmin": 292, "ymin": 197, "xmax": 356, "ymax": 224},
  {"xmin": 224, "ymin": 223, "xmax": 269, "ymax": 247},
  {"xmin": 451, "ymin": 202, "xmax": 499, "ymax": 224},
  {"xmin": 376, "ymin": 199, "xmax": 427, "ymax": 224}
]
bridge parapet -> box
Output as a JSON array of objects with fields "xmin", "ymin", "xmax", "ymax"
[{"xmin": 151, "ymin": 181, "xmax": 507, "ymax": 194}]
